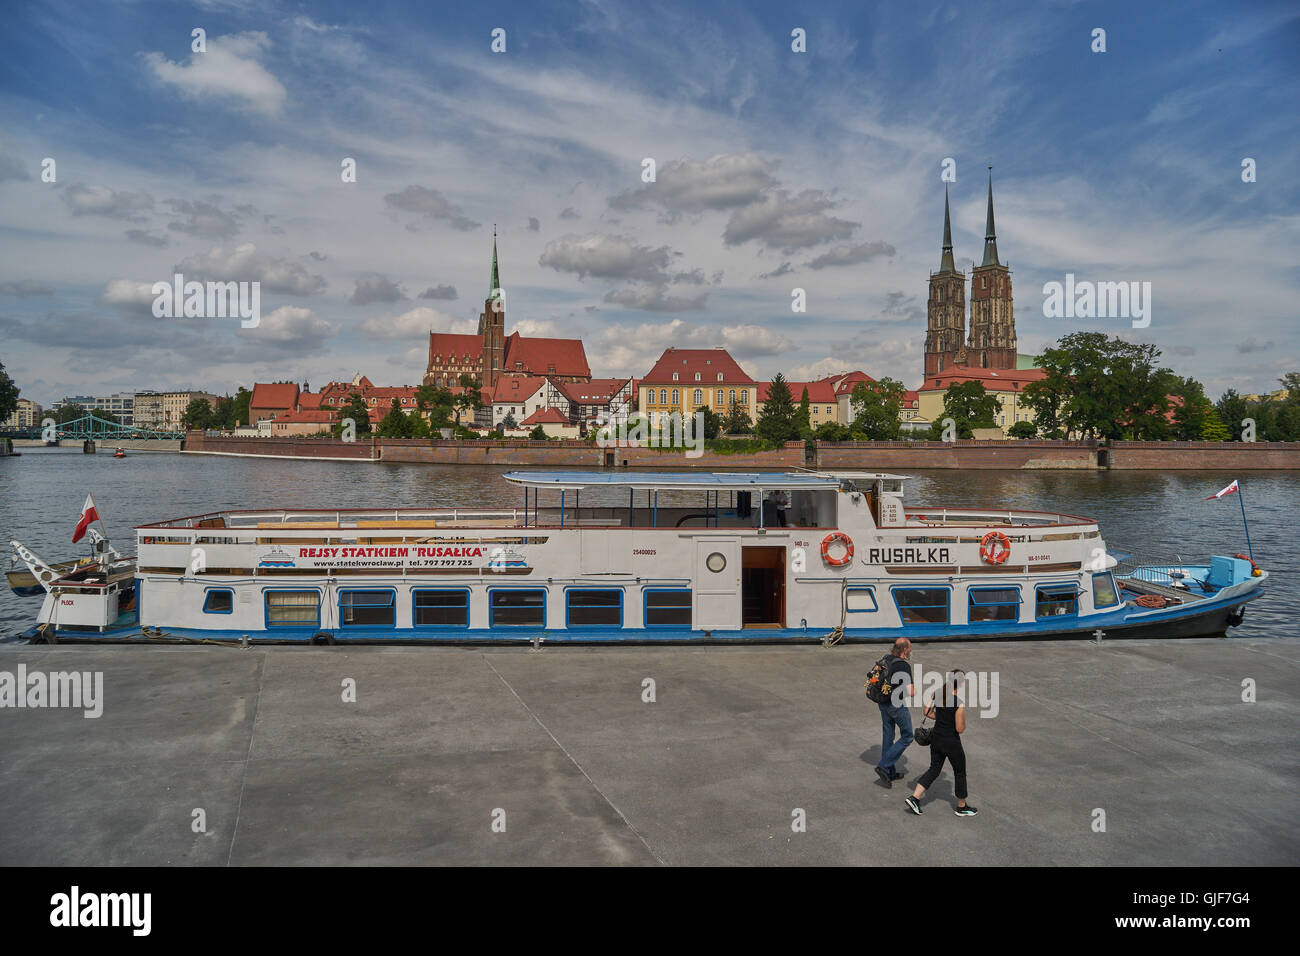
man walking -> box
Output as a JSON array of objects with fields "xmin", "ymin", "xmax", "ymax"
[{"xmin": 874, "ymin": 638, "xmax": 915, "ymax": 787}]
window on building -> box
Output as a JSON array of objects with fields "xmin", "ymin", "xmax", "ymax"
[
  {"xmin": 968, "ymin": 587, "xmax": 1021, "ymax": 623},
  {"xmin": 693, "ymin": 389, "xmax": 702, "ymax": 405},
  {"xmin": 740, "ymin": 390, "xmax": 748, "ymax": 404},
  {"xmin": 339, "ymin": 590, "xmax": 395, "ymax": 628},
  {"xmin": 490, "ymin": 589, "xmax": 546, "ymax": 627},
  {"xmin": 893, "ymin": 588, "xmax": 950, "ymax": 625},
  {"xmin": 672, "ymin": 372, "xmax": 679, "ymax": 381},
  {"xmin": 645, "ymin": 589, "xmax": 691, "ymax": 627},
  {"xmin": 729, "ymin": 389, "xmax": 736, "ymax": 405},
  {"xmin": 567, "ymin": 589, "xmax": 622, "ymax": 627},
  {"xmin": 671, "ymin": 389, "xmax": 679, "ymax": 404},
  {"xmin": 695, "ymin": 372, "xmax": 701, "ymax": 381},
  {"xmin": 716, "ymin": 389, "xmax": 723, "ymax": 404},
  {"xmin": 413, "ymin": 589, "xmax": 470, "ymax": 627},
  {"xmin": 265, "ymin": 590, "xmax": 320, "ymax": 627},
  {"xmin": 659, "ymin": 389, "xmax": 667, "ymax": 404},
  {"xmin": 717, "ymin": 373, "xmax": 723, "ymax": 381}
]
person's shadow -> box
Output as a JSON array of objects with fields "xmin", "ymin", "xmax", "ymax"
[{"xmin": 859, "ymin": 748, "xmax": 956, "ymax": 802}]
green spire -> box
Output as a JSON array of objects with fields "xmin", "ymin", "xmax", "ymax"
[
  {"xmin": 982, "ymin": 169, "xmax": 1000, "ymax": 267},
  {"xmin": 939, "ymin": 186, "xmax": 956, "ymax": 273},
  {"xmin": 488, "ymin": 226, "xmax": 501, "ymax": 300}
]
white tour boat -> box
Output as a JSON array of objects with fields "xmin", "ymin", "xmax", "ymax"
[{"xmin": 9, "ymin": 471, "xmax": 1267, "ymax": 644}]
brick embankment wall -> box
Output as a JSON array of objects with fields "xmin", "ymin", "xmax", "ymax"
[
  {"xmin": 379, "ymin": 439, "xmax": 804, "ymax": 469},
  {"xmin": 183, "ymin": 433, "xmax": 377, "ymax": 460},
  {"xmin": 1106, "ymin": 441, "xmax": 1300, "ymax": 470},
  {"xmin": 814, "ymin": 440, "xmax": 1099, "ymax": 470}
]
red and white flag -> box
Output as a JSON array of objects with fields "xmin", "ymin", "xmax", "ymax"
[
  {"xmin": 72, "ymin": 493, "xmax": 100, "ymax": 543},
  {"xmin": 1206, "ymin": 480, "xmax": 1239, "ymax": 500}
]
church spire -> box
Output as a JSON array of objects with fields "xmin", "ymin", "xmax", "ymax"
[
  {"xmin": 488, "ymin": 225, "xmax": 502, "ymax": 300},
  {"xmin": 982, "ymin": 168, "xmax": 1000, "ymax": 267},
  {"xmin": 939, "ymin": 186, "xmax": 956, "ymax": 273}
]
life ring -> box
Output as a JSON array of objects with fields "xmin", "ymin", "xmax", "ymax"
[
  {"xmin": 1233, "ymin": 553, "xmax": 1263, "ymax": 577},
  {"xmin": 979, "ymin": 531, "xmax": 1011, "ymax": 565},
  {"xmin": 821, "ymin": 532, "xmax": 854, "ymax": 567}
]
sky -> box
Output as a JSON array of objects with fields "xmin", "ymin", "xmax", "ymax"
[{"xmin": 1, "ymin": 0, "xmax": 1297, "ymax": 406}]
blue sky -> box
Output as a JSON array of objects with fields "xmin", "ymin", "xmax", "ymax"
[{"xmin": 1, "ymin": 0, "xmax": 1297, "ymax": 405}]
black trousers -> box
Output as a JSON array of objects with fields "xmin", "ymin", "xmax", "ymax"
[{"xmin": 917, "ymin": 733, "xmax": 967, "ymax": 799}]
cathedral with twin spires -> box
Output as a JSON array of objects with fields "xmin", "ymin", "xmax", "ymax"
[{"xmin": 925, "ymin": 172, "xmax": 1017, "ymax": 375}]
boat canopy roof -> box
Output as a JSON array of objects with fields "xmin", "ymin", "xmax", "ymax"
[{"xmin": 502, "ymin": 470, "xmax": 910, "ymax": 492}]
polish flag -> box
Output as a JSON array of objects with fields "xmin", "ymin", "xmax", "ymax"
[
  {"xmin": 1206, "ymin": 480, "xmax": 1239, "ymax": 500},
  {"xmin": 72, "ymin": 493, "xmax": 100, "ymax": 543}
]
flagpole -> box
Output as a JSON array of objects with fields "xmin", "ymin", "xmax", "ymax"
[{"xmin": 1237, "ymin": 482, "xmax": 1253, "ymax": 560}]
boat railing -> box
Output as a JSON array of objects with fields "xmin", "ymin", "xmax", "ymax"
[{"xmin": 906, "ymin": 507, "xmax": 1088, "ymax": 528}]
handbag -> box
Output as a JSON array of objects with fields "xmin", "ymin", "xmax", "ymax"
[{"xmin": 914, "ymin": 716, "xmax": 933, "ymax": 747}]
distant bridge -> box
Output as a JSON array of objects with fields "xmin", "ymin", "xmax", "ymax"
[{"xmin": 29, "ymin": 413, "xmax": 185, "ymax": 441}]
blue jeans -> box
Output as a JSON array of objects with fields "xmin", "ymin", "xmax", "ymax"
[{"xmin": 877, "ymin": 702, "xmax": 913, "ymax": 772}]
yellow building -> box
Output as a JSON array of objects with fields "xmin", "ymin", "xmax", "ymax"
[
  {"xmin": 638, "ymin": 348, "xmax": 757, "ymax": 426},
  {"xmin": 916, "ymin": 366, "xmax": 1046, "ymax": 436}
]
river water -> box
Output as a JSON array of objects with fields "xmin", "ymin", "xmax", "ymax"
[{"xmin": 2, "ymin": 447, "xmax": 1295, "ymax": 640}]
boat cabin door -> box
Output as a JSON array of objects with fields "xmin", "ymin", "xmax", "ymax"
[
  {"xmin": 694, "ymin": 537, "xmax": 740, "ymax": 630},
  {"xmin": 741, "ymin": 546, "xmax": 786, "ymax": 629}
]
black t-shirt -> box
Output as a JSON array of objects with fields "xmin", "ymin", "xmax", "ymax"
[{"xmin": 886, "ymin": 656, "xmax": 912, "ymax": 693}]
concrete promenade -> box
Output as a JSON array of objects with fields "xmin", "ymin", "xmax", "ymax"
[{"xmin": 0, "ymin": 638, "xmax": 1295, "ymax": 865}]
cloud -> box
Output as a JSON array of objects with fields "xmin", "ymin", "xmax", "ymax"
[
  {"xmin": 560, "ymin": 207, "xmax": 581, "ymax": 220},
  {"xmin": 361, "ymin": 306, "xmax": 468, "ymax": 340},
  {"xmin": 805, "ymin": 240, "xmax": 896, "ymax": 269},
  {"xmin": 1235, "ymin": 338, "xmax": 1274, "ymax": 354},
  {"xmin": 417, "ymin": 284, "xmax": 458, "ymax": 301},
  {"xmin": 609, "ymin": 153, "xmax": 776, "ymax": 214},
  {"xmin": 62, "ymin": 184, "xmax": 154, "ymax": 220},
  {"xmin": 349, "ymin": 273, "xmax": 406, "ymax": 305},
  {"xmin": 176, "ymin": 243, "xmax": 327, "ymax": 295},
  {"xmin": 602, "ymin": 285, "xmax": 709, "ymax": 312},
  {"xmin": 723, "ymin": 189, "xmax": 857, "ymax": 252},
  {"xmin": 125, "ymin": 228, "xmax": 169, "ymax": 247},
  {"xmin": 142, "ymin": 31, "xmax": 287, "ymax": 117},
  {"xmin": 0, "ymin": 152, "xmax": 30, "ymax": 182},
  {"xmin": 383, "ymin": 185, "xmax": 479, "ymax": 231},
  {"xmin": 539, "ymin": 233, "xmax": 677, "ymax": 283},
  {"xmin": 599, "ymin": 317, "xmax": 791, "ymax": 356},
  {"xmin": 238, "ymin": 305, "xmax": 334, "ymax": 350},
  {"xmin": 100, "ymin": 279, "xmax": 158, "ymax": 311},
  {"xmin": 0, "ymin": 280, "xmax": 55, "ymax": 297},
  {"xmin": 758, "ymin": 262, "xmax": 794, "ymax": 279},
  {"xmin": 527, "ymin": 217, "xmax": 540, "ymax": 231},
  {"xmin": 164, "ymin": 199, "xmax": 240, "ymax": 240}
]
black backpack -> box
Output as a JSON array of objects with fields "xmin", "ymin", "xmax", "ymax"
[{"xmin": 863, "ymin": 654, "xmax": 895, "ymax": 704}]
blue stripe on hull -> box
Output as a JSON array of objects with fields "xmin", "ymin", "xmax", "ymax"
[{"xmin": 26, "ymin": 588, "xmax": 1262, "ymax": 644}]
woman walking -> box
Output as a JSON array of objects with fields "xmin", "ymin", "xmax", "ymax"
[{"xmin": 905, "ymin": 669, "xmax": 978, "ymax": 817}]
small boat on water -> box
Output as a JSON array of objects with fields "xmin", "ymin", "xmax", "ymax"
[
  {"xmin": 8, "ymin": 471, "xmax": 1268, "ymax": 644},
  {"xmin": 113, "ymin": 447, "xmax": 126, "ymax": 458}
]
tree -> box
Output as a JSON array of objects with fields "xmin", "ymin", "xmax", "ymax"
[
  {"xmin": 796, "ymin": 387, "xmax": 812, "ymax": 436},
  {"xmin": 723, "ymin": 402, "xmax": 752, "ymax": 435},
  {"xmin": 755, "ymin": 373, "xmax": 799, "ymax": 443},
  {"xmin": 813, "ymin": 420, "xmax": 851, "ymax": 441},
  {"xmin": 501, "ymin": 410, "xmax": 519, "ymax": 430},
  {"xmin": 1007, "ymin": 419, "xmax": 1038, "ymax": 439},
  {"xmin": 1216, "ymin": 389, "xmax": 1250, "ymax": 441},
  {"xmin": 55, "ymin": 403, "xmax": 86, "ymax": 424},
  {"xmin": 455, "ymin": 374, "xmax": 483, "ymax": 426},
  {"xmin": 232, "ymin": 386, "xmax": 252, "ymax": 427},
  {"xmin": 339, "ymin": 393, "xmax": 372, "ymax": 433},
  {"xmin": 1166, "ymin": 375, "xmax": 1210, "ymax": 441},
  {"xmin": 376, "ymin": 398, "xmax": 412, "ymax": 438},
  {"xmin": 695, "ymin": 405, "xmax": 720, "ymax": 440},
  {"xmin": 942, "ymin": 381, "xmax": 1000, "ymax": 438},
  {"xmin": 528, "ymin": 425, "xmax": 549, "ymax": 441},
  {"xmin": 1199, "ymin": 408, "xmax": 1231, "ymax": 441},
  {"xmin": 0, "ymin": 361, "xmax": 18, "ymax": 425},
  {"xmin": 848, "ymin": 378, "xmax": 905, "ymax": 440},
  {"xmin": 181, "ymin": 397, "xmax": 214, "ymax": 430}
]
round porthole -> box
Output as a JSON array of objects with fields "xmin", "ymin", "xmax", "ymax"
[{"xmin": 706, "ymin": 552, "xmax": 726, "ymax": 573}]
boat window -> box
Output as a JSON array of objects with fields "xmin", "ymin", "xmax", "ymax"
[
  {"xmin": 265, "ymin": 589, "xmax": 320, "ymax": 627},
  {"xmin": 968, "ymin": 587, "xmax": 1021, "ymax": 623},
  {"xmin": 645, "ymin": 589, "xmax": 691, "ymax": 627},
  {"xmin": 846, "ymin": 587, "xmax": 877, "ymax": 612},
  {"xmin": 893, "ymin": 588, "xmax": 949, "ymax": 625},
  {"xmin": 490, "ymin": 589, "xmax": 546, "ymax": 627},
  {"xmin": 203, "ymin": 588, "xmax": 234, "ymax": 614},
  {"xmin": 1036, "ymin": 585, "xmax": 1079, "ymax": 618},
  {"xmin": 413, "ymin": 589, "xmax": 469, "ymax": 627},
  {"xmin": 1092, "ymin": 573, "xmax": 1120, "ymax": 609},
  {"xmin": 339, "ymin": 590, "xmax": 396, "ymax": 628},
  {"xmin": 567, "ymin": 589, "xmax": 622, "ymax": 627}
]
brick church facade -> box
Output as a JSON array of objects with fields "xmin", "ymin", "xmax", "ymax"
[
  {"xmin": 925, "ymin": 172, "xmax": 1017, "ymax": 374},
  {"xmin": 423, "ymin": 234, "xmax": 591, "ymax": 389}
]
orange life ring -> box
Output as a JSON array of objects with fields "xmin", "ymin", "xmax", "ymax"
[
  {"xmin": 821, "ymin": 532, "xmax": 854, "ymax": 567},
  {"xmin": 1233, "ymin": 553, "xmax": 1263, "ymax": 577},
  {"xmin": 979, "ymin": 531, "xmax": 1011, "ymax": 565}
]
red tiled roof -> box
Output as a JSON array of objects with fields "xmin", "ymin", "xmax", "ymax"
[
  {"xmin": 642, "ymin": 348, "xmax": 754, "ymax": 385},
  {"xmin": 521, "ymin": 407, "xmax": 571, "ymax": 425},
  {"xmin": 250, "ymin": 382, "xmax": 299, "ymax": 411},
  {"xmin": 274, "ymin": 409, "xmax": 336, "ymax": 424},
  {"xmin": 491, "ymin": 376, "xmax": 547, "ymax": 403},
  {"xmin": 427, "ymin": 333, "xmax": 484, "ymax": 367},
  {"xmin": 830, "ymin": 371, "xmax": 876, "ymax": 396},
  {"xmin": 919, "ymin": 366, "xmax": 1047, "ymax": 393},
  {"xmin": 555, "ymin": 378, "xmax": 631, "ymax": 404},
  {"xmin": 297, "ymin": 392, "xmax": 324, "ymax": 410},
  {"xmin": 502, "ymin": 333, "xmax": 591, "ymax": 379},
  {"xmin": 903, "ymin": 390, "xmax": 920, "ymax": 407}
]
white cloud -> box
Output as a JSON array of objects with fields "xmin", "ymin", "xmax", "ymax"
[
  {"xmin": 142, "ymin": 32, "xmax": 287, "ymax": 117},
  {"xmin": 177, "ymin": 243, "xmax": 327, "ymax": 295}
]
